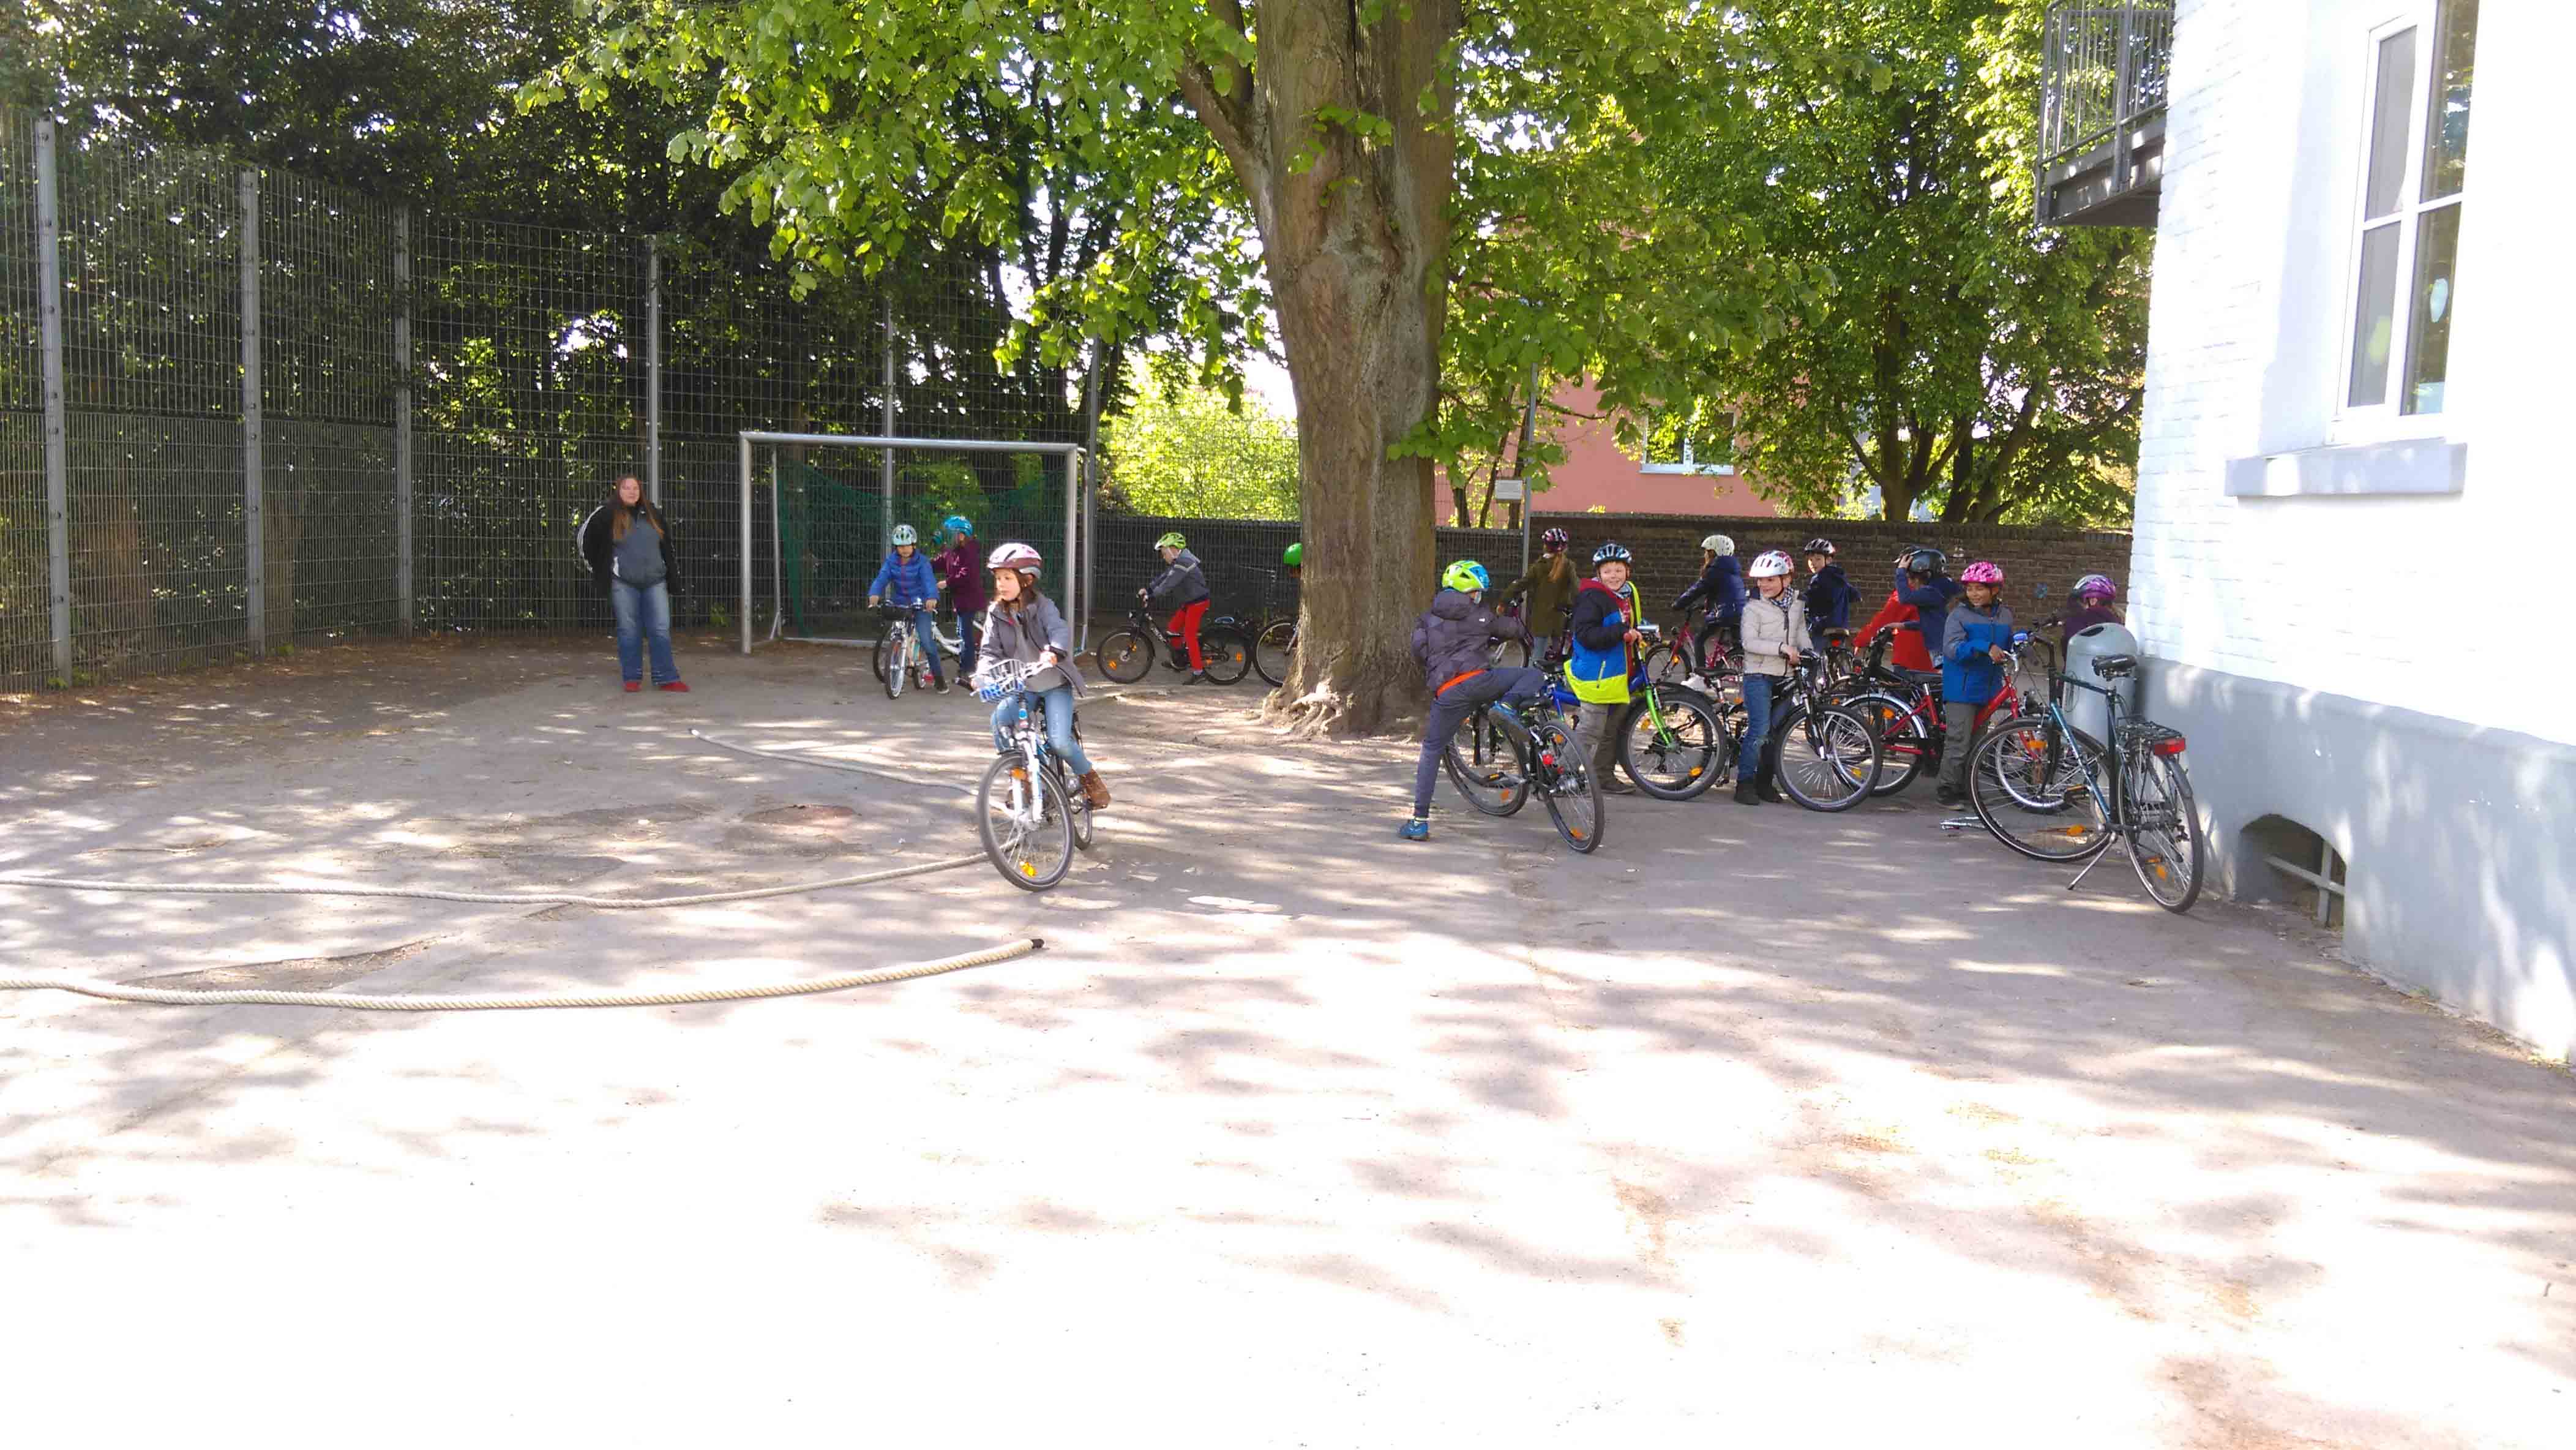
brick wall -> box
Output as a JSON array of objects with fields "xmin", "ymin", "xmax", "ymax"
[{"xmin": 1078, "ymin": 512, "xmax": 2129, "ymax": 630}]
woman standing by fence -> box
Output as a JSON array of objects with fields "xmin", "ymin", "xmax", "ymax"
[{"xmin": 577, "ymin": 473, "xmax": 688, "ymax": 693}]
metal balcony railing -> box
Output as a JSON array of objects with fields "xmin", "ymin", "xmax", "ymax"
[{"xmin": 2040, "ymin": 4, "xmax": 2176, "ymax": 166}]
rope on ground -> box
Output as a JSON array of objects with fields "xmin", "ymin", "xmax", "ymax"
[
  {"xmin": 0, "ymin": 851, "xmax": 989, "ymax": 910},
  {"xmin": 0, "ymin": 937, "xmax": 1043, "ymax": 1011},
  {"xmin": 692, "ymin": 728, "xmax": 972, "ymax": 793}
]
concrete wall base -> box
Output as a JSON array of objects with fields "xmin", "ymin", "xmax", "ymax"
[{"xmin": 2146, "ymin": 659, "xmax": 2576, "ymax": 1062}]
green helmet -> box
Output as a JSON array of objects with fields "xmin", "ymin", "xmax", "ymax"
[
  {"xmin": 1154, "ymin": 531, "xmax": 1188, "ymax": 551},
  {"xmin": 1442, "ymin": 560, "xmax": 1491, "ymax": 593},
  {"xmin": 1282, "ymin": 542, "xmax": 1303, "ymax": 568},
  {"xmin": 890, "ymin": 524, "xmax": 919, "ymax": 547}
]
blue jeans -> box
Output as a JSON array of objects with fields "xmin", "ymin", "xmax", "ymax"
[
  {"xmin": 954, "ymin": 612, "xmax": 983, "ymax": 679},
  {"xmin": 1737, "ymin": 671, "xmax": 1778, "ymax": 777},
  {"xmin": 610, "ymin": 580, "xmax": 680, "ymax": 685},
  {"xmin": 893, "ymin": 604, "xmax": 945, "ymax": 683},
  {"xmin": 992, "ymin": 686, "xmax": 1091, "ymax": 776}
]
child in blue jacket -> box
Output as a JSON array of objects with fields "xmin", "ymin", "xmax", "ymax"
[
  {"xmin": 1935, "ymin": 560, "xmax": 2016, "ymax": 805},
  {"xmin": 868, "ymin": 524, "xmax": 948, "ymax": 692}
]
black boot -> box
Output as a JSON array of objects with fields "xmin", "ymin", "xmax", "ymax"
[
  {"xmin": 1756, "ymin": 757, "xmax": 1786, "ymax": 803},
  {"xmin": 1732, "ymin": 771, "xmax": 1762, "ymax": 805}
]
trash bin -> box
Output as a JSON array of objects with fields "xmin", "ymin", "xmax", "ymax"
[{"xmin": 2061, "ymin": 621, "xmax": 2140, "ymax": 744}]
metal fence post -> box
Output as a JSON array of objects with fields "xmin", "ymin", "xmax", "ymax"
[
  {"xmin": 240, "ymin": 168, "xmax": 265, "ymax": 655},
  {"xmin": 34, "ymin": 120, "xmax": 71, "ymax": 678},
  {"xmin": 394, "ymin": 207, "xmax": 413, "ymax": 636},
  {"xmin": 879, "ymin": 291, "xmax": 896, "ymax": 541},
  {"xmin": 1080, "ymin": 347, "xmax": 1103, "ymax": 648},
  {"xmin": 646, "ymin": 236, "xmax": 662, "ymax": 505}
]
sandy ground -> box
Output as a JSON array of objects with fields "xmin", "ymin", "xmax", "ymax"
[{"xmin": 2, "ymin": 636, "xmax": 2569, "ymax": 1446}]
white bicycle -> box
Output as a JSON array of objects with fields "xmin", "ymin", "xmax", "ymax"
[{"xmin": 972, "ymin": 658, "xmax": 1093, "ymax": 890}]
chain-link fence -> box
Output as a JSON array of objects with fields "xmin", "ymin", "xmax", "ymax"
[{"xmin": 0, "ymin": 109, "xmax": 1127, "ymax": 694}]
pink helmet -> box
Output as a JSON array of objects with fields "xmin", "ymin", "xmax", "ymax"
[{"xmin": 1960, "ymin": 560, "xmax": 2004, "ymax": 585}]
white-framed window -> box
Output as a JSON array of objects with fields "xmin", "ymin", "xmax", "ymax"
[
  {"xmin": 2338, "ymin": 0, "xmax": 2476, "ymax": 430},
  {"xmin": 1641, "ymin": 407, "xmax": 1738, "ymax": 475}
]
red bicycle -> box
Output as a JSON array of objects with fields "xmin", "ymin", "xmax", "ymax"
[{"xmin": 1828, "ymin": 626, "xmax": 2049, "ymax": 797}]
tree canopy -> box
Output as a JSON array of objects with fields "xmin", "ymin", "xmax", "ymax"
[{"xmin": 1099, "ymin": 361, "xmax": 1300, "ymax": 521}]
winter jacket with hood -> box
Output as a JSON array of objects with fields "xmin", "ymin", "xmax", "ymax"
[
  {"xmin": 1940, "ymin": 598, "xmax": 2018, "ymax": 706},
  {"xmin": 1739, "ymin": 589, "xmax": 1810, "ymax": 678},
  {"xmin": 1500, "ymin": 552, "xmax": 1579, "ymax": 633},
  {"xmin": 1564, "ymin": 577, "xmax": 1642, "ymax": 705},
  {"xmin": 980, "ymin": 590, "xmax": 1082, "ymax": 696},
  {"xmin": 1674, "ymin": 555, "xmax": 1746, "ymax": 623},
  {"xmin": 935, "ymin": 538, "xmax": 989, "ymax": 615},
  {"xmin": 577, "ymin": 501, "xmax": 678, "ymax": 595},
  {"xmin": 1803, "ymin": 563, "xmax": 1859, "ymax": 631},
  {"xmin": 1857, "ymin": 590, "xmax": 1936, "ymax": 672},
  {"xmin": 871, "ymin": 549, "xmax": 939, "ymax": 607},
  {"xmin": 1895, "ymin": 565, "xmax": 1964, "ymax": 668},
  {"xmin": 1410, "ymin": 588, "xmax": 1530, "ymax": 695},
  {"xmin": 1145, "ymin": 549, "xmax": 1211, "ymax": 609}
]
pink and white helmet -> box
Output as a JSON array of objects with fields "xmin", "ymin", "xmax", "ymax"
[
  {"xmin": 986, "ymin": 543, "xmax": 1043, "ymax": 573},
  {"xmin": 1960, "ymin": 560, "xmax": 2005, "ymax": 585},
  {"xmin": 1747, "ymin": 550, "xmax": 1795, "ymax": 579}
]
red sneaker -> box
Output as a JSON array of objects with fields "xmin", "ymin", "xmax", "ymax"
[
  {"xmin": 623, "ymin": 680, "xmax": 641, "ymax": 693},
  {"xmin": 658, "ymin": 681, "xmax": 690, "ymax": 693}
]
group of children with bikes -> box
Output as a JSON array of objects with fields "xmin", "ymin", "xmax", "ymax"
[{"xmin": 1402, "ymin": 528, "xmax": 2126, "ymax": 843}]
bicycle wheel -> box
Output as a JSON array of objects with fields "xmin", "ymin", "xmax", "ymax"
[
  {"xmin": 1253, "ymin": 618, "xmax": 1297, "ymax": 686},
  {"xmin": 2124, "ymin": 749, "xmax": 2204, "ymax": 913},
  {"xmin": 1969, "ymin": 719, "xmax": 2109, "ymax": 863},
  {"xmin": 1843, "ymin": 690, "xmax": 1930, "ymax": 795},
  {"xmin": 977, "ymin": 753, "xmax": 1074, "ymax": 890},
  {"xmin": 1535, "ymin": 717, "xmax": 1604, "ymax": 853},
  {"xmin": 1058, "ymin": 759, "xmax": 1096, "ymax": 853},
  {"xmin": 1617, "ymin": 688, "xmax": 1726, "ymax": 800},
  {"xmin": 1487, "ymin": 634, "xmax": 1532, "ymax": 669},
  {"xmin": 1095, "ymin": 629, "xmax": 1151, "ymax": 683},
  {"xmin": 883, "ymin": 626, "xmax": 911, "ymax": 699},
  {"xmin": 1443, "ymin": 709, "xmax": 1529, "ymax": 817},
  {"xmin": 871, "ymin": 633, "xmax": 891, "ymax": 683},
  {"xmin": 1773, "ymin": 704, "xmax": 1882, "ymax": 813},
  {"xmin": 1199, "ymin": 625, "xmax": 1254, "ymax": 684},
  {"xmin": 1639, "ymin": 639, "xmax": 1684, "ymax": 685}
]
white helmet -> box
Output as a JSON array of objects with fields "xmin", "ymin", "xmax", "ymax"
[
  {"xmin": 1747, "ymin": 549, "xmax": 1794, "ymax": 579},
  {"xmin": 1701, "ymin": 534, "xmax": 1735, "ymax": 556},
  {"xmin": 986, "ymin": 543, "xmax": 1043, "ymax": 573}
]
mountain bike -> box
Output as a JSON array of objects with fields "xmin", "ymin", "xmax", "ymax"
[
  {"xmin": 1968, "ymin": 649, "xmax": 2204, "ymax": 912},
  {"xmin": 1759, "ymin": 653, "xmax": 1884, "ymax": 813},
  {"xmin": 871, "ymin": 604, "xmax": 943, "ymax": 699},
  {"xmin": 971, "ymin": 658, "xmax": 1094, "ymax": 890},
  {"xmin": 1830, "ymin": 627, "xmax": 2045, "ymax": 796},
  {"xmin": 1613, "ymin": 624, "xmax": 1730, "ymax": 800},
  {"xmin": 1095, "ymin": 601, "xmax": 1253, "ymax": 685},
  {"xmin": 1440, "ymin": 689, "xmax": 1606, "ymax": 854}
]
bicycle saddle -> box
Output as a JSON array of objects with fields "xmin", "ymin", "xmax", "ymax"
[{"xmin": 2093, "ymin": 654, "xmax": 2139, "ymax": 678}]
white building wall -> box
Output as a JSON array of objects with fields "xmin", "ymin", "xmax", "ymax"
[
  {"xmin": 2132, "ymin": 0, "xmax": 2576, "ymax": 1061},
  {"xmin": 2134, "ymin": 0, "xmax": 2576, "ymax": 747}
]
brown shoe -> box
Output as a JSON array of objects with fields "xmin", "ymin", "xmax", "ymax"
[{"xmin": 1079, "ymin": 771, "xmax": 1112, "ymax": 811}]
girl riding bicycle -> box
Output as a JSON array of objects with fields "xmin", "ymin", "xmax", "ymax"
[
  {"xmin": 980, "ymin": 544, "xmax": 1109, "ymax": 810},
  {"xmin": 935, "ymin": 514, "xmax": 986, "ymax": 678},
  {"xmin": 868, "ymin": 524, "xmax": 948, "ymax": 693}
]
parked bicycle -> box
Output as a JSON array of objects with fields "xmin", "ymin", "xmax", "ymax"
[
  {"xmin": 1614, "ymin": 624, "xmax": 1731, "ymax": 801},
  {"xmin": 1094, "ymin": 600, "xmax": 1252, "ymax": 685},
  {"xmin": 1440, "ymin": 689, "xmax": 1606, "ymax": 854},
  {"xmin": 1830, "ymin": 626, "xmax": 2045, "ymax": 797},
  {"xmin": 1968, "ymin": 648, "xmax": 2204, "ymax": 912},
  {"xmin": 1759, "ymin": 651, "xmax": 1885, "ymax": 813},
  {"xmin": 970, "ymin": 658, "xmax": 1094, "ymax": 890}
]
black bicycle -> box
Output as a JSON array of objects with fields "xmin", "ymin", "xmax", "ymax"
[
  {"xmin": 1758, "ymin": 652, "xmax": 1884, "ymax": 813},
  {"xmin": 1614, "ymin": 625, "xmax": 1730, "ymax": 800},
  {"xmin": 1095, "ymin": 600, "xmax": 1252, "ymax": 685},
  {"xmin": 1968, "ymin": 649, "xmax": 2204, "ymax": 912},
  {"xmin": 1441, "ymin": 690, "xmax": 1606, "ymax": 854}
]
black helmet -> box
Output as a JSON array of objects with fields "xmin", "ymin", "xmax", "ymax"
[
  {"xmin": 1803, "ymin": 537, "xmax": 1837, "ymax": 557},
  {"xmin": 1904, "ymin": 546, "xmax": 1947, "ymax": 576}
]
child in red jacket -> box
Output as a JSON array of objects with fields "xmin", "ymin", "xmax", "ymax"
[{"xmin": 1855, "ymin": 590, "xmax": 1936, "ymax": 672}]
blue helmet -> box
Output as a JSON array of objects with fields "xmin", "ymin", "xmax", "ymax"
[
  {"xmin": 1592, "ymin": 541, "xmax": 1633, "ymax": 566},
  {"xmin": 889, "ymin": 524, "xmax": 919, "ymax": 547},
  {"xmin": 943, "ymin": 514, "xmax": 973, "ymax": 538}
]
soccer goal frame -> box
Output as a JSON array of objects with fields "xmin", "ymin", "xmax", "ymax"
[{"xmin": 735, "ymin": 431, "xmax": 1091, "ymax": 656}]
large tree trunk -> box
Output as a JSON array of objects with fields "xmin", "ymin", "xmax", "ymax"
[{"xmin": 1178, "ymin": 0, "xmax": 1458, "ymax": 735}]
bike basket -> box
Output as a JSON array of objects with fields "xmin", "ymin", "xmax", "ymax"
[{"xmin": 973, "ymin": 660, "xmax": 1035, "ymax": 702}]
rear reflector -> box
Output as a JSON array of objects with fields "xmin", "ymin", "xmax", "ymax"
[{"xmin": 2152, "ymin": 735, "xmax": 2187, "ymax": 756}]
